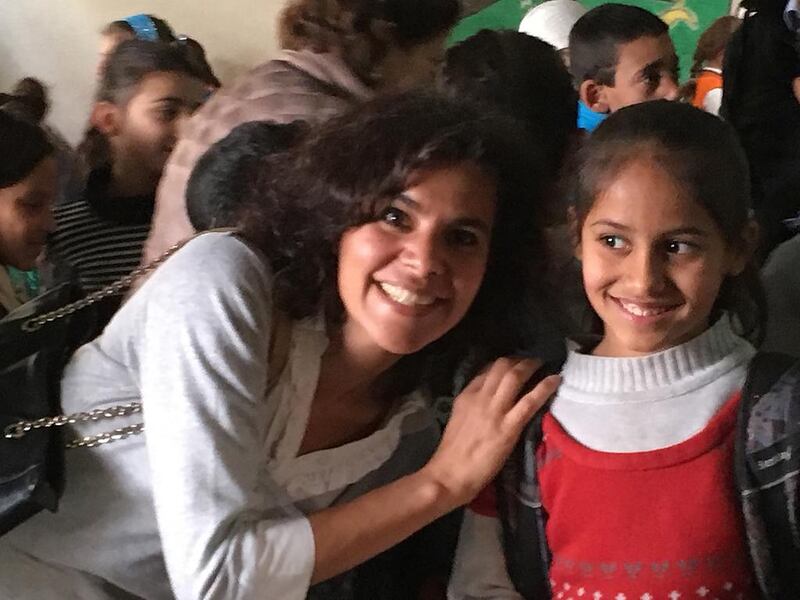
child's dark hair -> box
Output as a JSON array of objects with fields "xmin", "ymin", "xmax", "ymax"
[
  {"xmin": 679, "ymin": 16, "xmax": 740, "ymax": 102},
  {"xmin": 440, "ymin": 29, "xmax": 577, "ymax": 192},
  {"xmin": 572, "ymin": 100, "xmax": 765, "ymax": 343},
  {"xmin": 102, "ymin": 15, "xmax": 176, "ymax": 43},
  {"xmin": 569, "ymin": 3, "xmax": 669, "ymax": 87},
  {"xmin": 240, "ymin": 92, "xmax": 549, "ymax": 396},
  {"xmin": 175, "ymin": 37, "xmax": 221, "ymax": 89},
  {"xmin": 0, "ymin": 112, "xmax": 53, "ymax": 189},
  {"xmin": 279, "ymin": 0, "xmax": 460, "ymax": 84},
  {"xmin": 95, "ymin": 39, "xmax": 196, "ymax": 104},
  {"xmin": 81, "ymin": 39, "xmax": 200, "ymax": 169},
  {"xmin": 187, "ymin": 120, "xmax": 306, "ymax": 230},
  {"xmin": 0, "ymin": 78, "xmax": 49, "ymax": 124}
]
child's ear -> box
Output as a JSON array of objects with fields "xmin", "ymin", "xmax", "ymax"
[
  {"xmin": 728, "ymin": 218, "xmax": 760, "ymax": 276},
  {"xmin": 579, "ymin": 80, "xmax": 610, "ymax": 114},
  {"xmin": 90, "ymin": 102, "xmax": 121, "ymax": 137},
  {"xmin": 567, "ymin": 206, "xmax": 582, "ymax": 260}
]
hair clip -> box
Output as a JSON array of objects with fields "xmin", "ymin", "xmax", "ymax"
[{"xmin": 124, "ymin": 14, "xmax": 159, "ymax": 42}]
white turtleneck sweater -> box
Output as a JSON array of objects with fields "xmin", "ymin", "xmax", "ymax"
[{"xmin": 448, "ymin": 316, "xmax": 756, "ymax": 600}]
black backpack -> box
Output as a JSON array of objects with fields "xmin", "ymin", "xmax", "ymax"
[{"xmin": 497, "ymin": 352, "xmax": 800, "ymax": 600}]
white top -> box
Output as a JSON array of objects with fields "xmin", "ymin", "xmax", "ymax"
[
  {"xmin": 0, "ymin": 232, "xmax": 439, "ymax": 600},
  {"xmin": 448, "ymin": 316, "xmax": 755, "ymax": 599}
]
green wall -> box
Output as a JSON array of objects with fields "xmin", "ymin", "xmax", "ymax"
[{"xmin": 450, "ymin": 0, "xmax": 732, "ymax": 81}]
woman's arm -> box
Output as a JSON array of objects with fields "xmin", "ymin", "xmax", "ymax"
[{"xmin": 308, "ymin": 358, "xmax": 559, "ymax": 583}]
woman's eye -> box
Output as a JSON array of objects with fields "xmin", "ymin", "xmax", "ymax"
[
  {"xmin": 601, "ymin": 235, "xmax": 626, "ymax": 249},
  {"xmin": 379, "ymin": 206, "xmax": 410, "ymax": 229},
  {"xmin": 446, "ymin": 228, "xmax": 480, "ymax": 247},
  {"xmin": 666, "ymin": 240, "xmax": 695, "ymax": 255}
]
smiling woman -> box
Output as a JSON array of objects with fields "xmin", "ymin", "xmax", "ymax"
[{"xmin": 0, "ymin": 92, "xmax": 559, "ymax": 600}]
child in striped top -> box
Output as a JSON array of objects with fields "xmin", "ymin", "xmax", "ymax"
[{"xmin": 47, "ymin": 39, "xmax": 206, "ymax": 327}]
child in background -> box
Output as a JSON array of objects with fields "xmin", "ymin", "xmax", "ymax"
[
  {"xmin": 448, "ymin": 101, "xmax": 780, "ymax": 599},
  {"xmin": 570, "ymin": 3, "xmax": 679, "ymax": 133},
  {"xmin": 185, "ymin": 120, "xmax": 305, "ymax": 230},
  {"xmin": 680, "ymin": 16, "xmax": 740, "ymax": 115},
  {"xmin": 48, "ymin": 40, "xmax": 206, "ymax": 326},
  {"xmin": 0, "ymin": 113, "xmax": 56, "ymax": 317}
]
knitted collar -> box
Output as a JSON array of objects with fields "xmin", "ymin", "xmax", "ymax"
[{"xmin": 561, "ymin": 315, "xmax": 752, "ymax": 395}]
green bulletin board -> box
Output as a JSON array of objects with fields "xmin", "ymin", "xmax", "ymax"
[{"xmin": 449, "ymin": 0, "xmax": 733, "ymax": 82}]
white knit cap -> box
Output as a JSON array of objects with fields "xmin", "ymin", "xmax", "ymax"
[{"xmin": 518, "ymin": 0, "xmax": 588, "ymax": 51}]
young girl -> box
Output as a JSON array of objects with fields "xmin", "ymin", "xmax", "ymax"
[
  {"xmin": 0, "ymin": 112, "xmax": 57, "ymax": 317},
  {"xmin": 680, "ymin": 15, "xmax": 740, "ymax": 116},
  {"xmin": 448, "ymin": 101, "xmax": 769, "ymax": 599},
  {"xmin": 48, "ymin": 39, "xmax": 206, "ymax": 325},
  {"xmin": 0, "ymin": 93, "xmax": 559, "ymax": 600}
]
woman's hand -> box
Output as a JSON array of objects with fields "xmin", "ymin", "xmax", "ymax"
[
  {"xmin": 421, "ymin": 358, "xmax": 560, "ymax": 507},
  {"xmin": 307, "ymin": 358, "xmax": 558, "ymax": 585}
]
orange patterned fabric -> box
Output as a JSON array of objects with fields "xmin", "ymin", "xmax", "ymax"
[{"xmin": 692, "ymin": 70, "xmax": 723, "ymax": 109}]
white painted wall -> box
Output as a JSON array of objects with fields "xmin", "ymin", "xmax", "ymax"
[{"xmin": 0, "ymin": 0, "xmax": 287, "ymax": 144}]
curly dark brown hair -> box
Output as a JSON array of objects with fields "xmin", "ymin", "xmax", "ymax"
[
  {"xmin": 239, "ymin": 92, "xmax": 550, "ymax": 396},
  {"xmin": 278, "ymin": 0, "xmax": 460, "ymax": 84}
]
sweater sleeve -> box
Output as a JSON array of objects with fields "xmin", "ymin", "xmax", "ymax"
[{"xmin": 128, "ymin": 233, "xmax": 315, "ymax": 600}]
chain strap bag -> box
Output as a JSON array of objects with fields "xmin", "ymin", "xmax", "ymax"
[{"xmin": 0, "ymin": 232, "xmax": 223, "ymax": 536}]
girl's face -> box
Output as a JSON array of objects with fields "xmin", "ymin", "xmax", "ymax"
[
  {"xmin": 0, "ymin": 157, "xmax": 57, "ymax": 270},
  {"xmin": 577, "ymin": 158, "xmax": 746, "ymax": 357},
  {"xmin": 103, "ymin": 71, "xmax": 206, "ymax": 180},
  {"xmin": 338, "ymin": 162, "xmax": 496, "ymax": 356}
]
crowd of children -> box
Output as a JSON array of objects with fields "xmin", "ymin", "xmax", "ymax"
[{"xmin": 0, "ymin": 0, "xmax": 799, "ymax": 599}]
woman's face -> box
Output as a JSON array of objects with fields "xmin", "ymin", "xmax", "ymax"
[
  {"xmin": 0, "ymin": 157, "xmax": 57, "ymax": 270},
  {"xmin": 337, "ymin": 162, "xmax": 497, "ymax": 356}
]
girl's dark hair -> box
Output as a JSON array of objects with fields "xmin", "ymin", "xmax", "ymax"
[
  {"xmin": 0, "ymin": 77, "xmax": 49, "ymax": 124},
  {"xmin": 679, "ymin": 16, "xmax": 740, "ymax": 102},
  {"xmin": 572, "ymin": 100, "xmax": 765, "ymax": 344},
  {"xmin": 240, "ymin": 92, "xmax": 549, "ymax": 396},
  {"xmin": 81, "ymin": 39, "xmax": 199, "ymax": 170},
  {"xmin": 0, "ymin": 111, "xmax": 53, "ymax": 188},
  {"xmin": 103, "ymin": 15, "xmax": 176, "ymax": 43},
  {"xmin": 96, "ymin": 39, "xmax": 196, "ymax": 104},
  {"xmin": 278, "ymin": 0, "xmax": 460, "ymax": 84}
]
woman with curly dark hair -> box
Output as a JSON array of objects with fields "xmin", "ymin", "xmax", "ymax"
[
  {"xmin": 144, "ymin": 0, "xmax": 461, "ymax": 265},
  {"xmin": 0, "ymin": 93, "xmax": 559, "ymax": 600}
]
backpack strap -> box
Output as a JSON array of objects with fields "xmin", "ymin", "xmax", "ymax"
[
  {"xmin": 496, "ymin": 362, "xmax": 562, "ymax": 599},
  {"xmin": 735, "ymin": 351, "xmax": 800, "ymax": 599}
]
